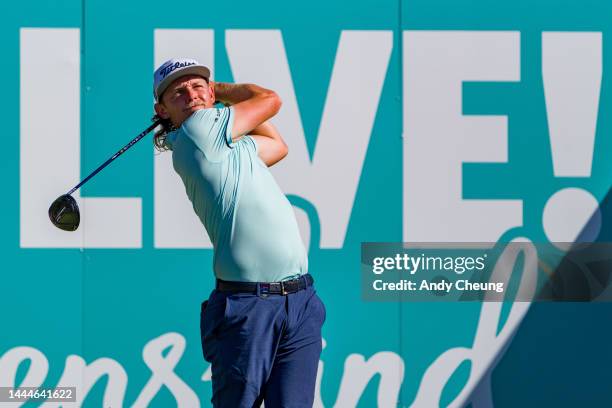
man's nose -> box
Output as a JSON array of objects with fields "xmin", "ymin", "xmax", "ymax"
[{"xmin": 186, "ymin": 87, "xmax": 199, "ymax": 101}]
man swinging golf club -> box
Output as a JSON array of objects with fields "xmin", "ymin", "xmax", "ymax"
[{"xmin": 152, "ymin": 58, "xmax": 325, "ymax": 407}]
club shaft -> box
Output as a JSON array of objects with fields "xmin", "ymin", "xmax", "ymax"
[{"xmin": 67, "ymin": 120, "xmax": 162, "ymax": 196}]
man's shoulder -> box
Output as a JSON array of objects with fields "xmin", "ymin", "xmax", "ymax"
[
  {"xmin": 178, "ymin": 107, "xmax": 234, "ymax": 160},
  {"xmin": 186, "ymin": 106, "xmax": 230, "ymax": 122},
  {"xmin": 182, "ymin": 107, "xmax": 231, "ymax": 135}
]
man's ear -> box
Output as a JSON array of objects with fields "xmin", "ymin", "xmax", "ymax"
[
  {"xmin": 208, "ymin": 80, "xmax": 216, "ymax": 104},
  {"xmin": 154, "ymin": 102, "xmax": 169, "ymax": 119}
]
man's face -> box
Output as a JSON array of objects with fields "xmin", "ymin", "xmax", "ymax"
[{"xmin": 154, "ymin": 74, "xmax": 215, "ymax": 127}]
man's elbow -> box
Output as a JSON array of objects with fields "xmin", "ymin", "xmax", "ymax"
[
  {"xmin": 265, "ymin": 91, "xmax": 282, "ymax": 116},
  {"xmin": 267, "ymin": 141, "xmax": 288, "ymax": 167},
  {"xmin": 279, "ymin": 141, "xmax": 288, "ymax": 160}
]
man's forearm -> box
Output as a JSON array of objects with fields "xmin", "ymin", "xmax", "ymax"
[
  {"xmin": 251, "ymin": 121, "xmax": 281, "ymax": 141},
  {"xmin": 214, "ymin": 83, "xmax": 273, "ymax": 106}
]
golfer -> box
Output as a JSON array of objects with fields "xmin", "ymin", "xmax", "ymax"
[{"xmin": 152, "ymin": 58, "xmax": 325, "ymax": 407}]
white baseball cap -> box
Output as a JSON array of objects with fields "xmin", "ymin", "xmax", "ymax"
[{"xmin": 153, "ymin": 58, "xmax": 211, "ymax": 101}]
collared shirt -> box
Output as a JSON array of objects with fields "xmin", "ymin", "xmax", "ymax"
[{"xmin": 166, "ymin": 107, "xmax": 308, "ymax": 282}]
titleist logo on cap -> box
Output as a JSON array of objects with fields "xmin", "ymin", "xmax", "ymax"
[
  {"xmin": 159, "ymin": 60, "xmax": 197, "ymax": 79},
  {"xmin": 153, "ymin": 58, "xmax": 211, "ymax": 101}
]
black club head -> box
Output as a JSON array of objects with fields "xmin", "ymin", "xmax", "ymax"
[{"xmin": 48, "ymin": 194, "xmax": 80, "ymax": 231}]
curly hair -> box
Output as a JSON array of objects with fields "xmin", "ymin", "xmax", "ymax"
[{"xmin": 151, "ymin": 114, "xmax": 176, "ymax": 152}]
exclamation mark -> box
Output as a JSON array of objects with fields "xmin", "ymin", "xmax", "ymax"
[{"xmin": 542, "ymin": 32, "xmax": 602, "ymax": 250}]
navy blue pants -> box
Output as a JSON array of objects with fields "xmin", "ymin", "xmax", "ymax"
[{"xmin": 200, "ymin": 284, "xmax": 326, "ymax": 407}]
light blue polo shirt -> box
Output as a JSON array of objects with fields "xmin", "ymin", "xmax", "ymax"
[{"xmin": 165, "ymin": 107, "xmax": 308, "ymax": 282}]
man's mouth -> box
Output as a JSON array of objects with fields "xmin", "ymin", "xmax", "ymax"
[{"xmin": 184, "ymin": 104, "xmax": 205, "ymax": 112}]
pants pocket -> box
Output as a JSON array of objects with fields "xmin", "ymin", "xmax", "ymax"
[{"xmin": 200, "ymin": 293, "xmax": 228, "ymax": 362}]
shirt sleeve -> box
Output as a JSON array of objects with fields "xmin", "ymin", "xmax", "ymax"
[{"xmin": 180, "ymin": 106, "xmax": 235, "ymax": 162}]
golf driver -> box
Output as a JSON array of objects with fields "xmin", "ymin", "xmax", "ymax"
[{"xmin": 48, "ymin": 119, "xmax": 162, "ymax": 231}]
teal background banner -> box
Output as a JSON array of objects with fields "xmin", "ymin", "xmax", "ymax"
[{"xmin": 1, "ymin": 0, "xmax": 611, "ymax": 406}]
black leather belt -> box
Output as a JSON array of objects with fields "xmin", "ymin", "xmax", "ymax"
[{"xmin": 216, "ymin": 274, "xmax": 314, "ymax": 295}]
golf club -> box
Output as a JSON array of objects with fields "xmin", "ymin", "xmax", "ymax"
[{"xmin": 48, "ymin": 119, "xmax": 162, "ymax": 231}]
